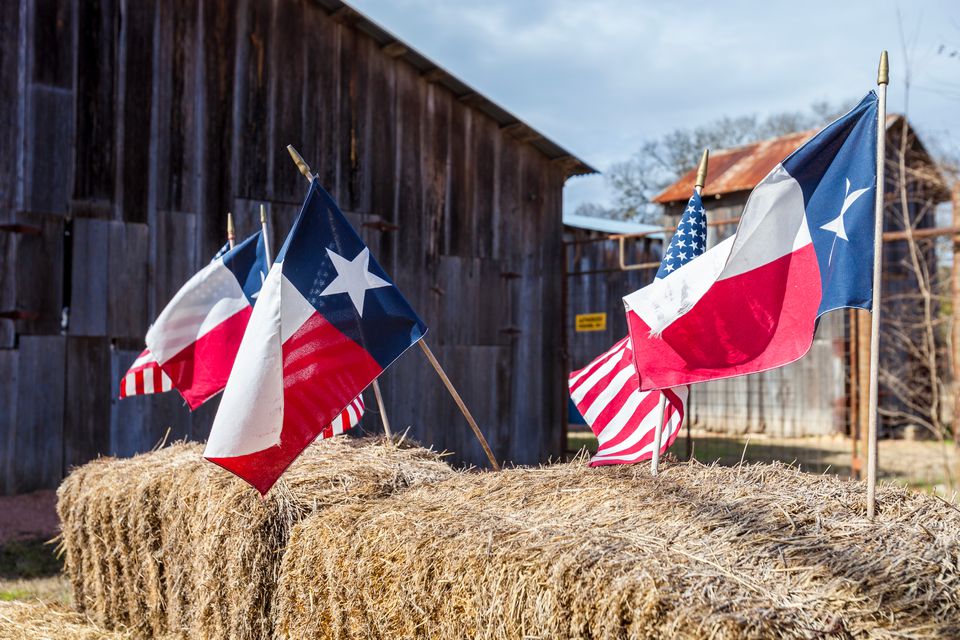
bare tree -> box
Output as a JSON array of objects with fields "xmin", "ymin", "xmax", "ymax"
[
  {"xmin": 577, "ymin": 101, "xmax": 856, "ymax": 222},
  {"xmin": 877, "ymin": 127, "xmax": 955, "ymax": 488},
  {"xmin": 877, "ymin": 17, "xmax": 959, "ymax": 489}
]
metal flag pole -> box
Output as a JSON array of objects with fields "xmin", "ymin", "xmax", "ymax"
[
  {"xmin": 227, "ymin": 212, "xmax": 236, "ymax": 250},
  {"xmin": 866, "ymin": 51, "xmax": 888, "ymax": 520},
  {"xmin": 284, "ymin": 146, "xmax": 400, "ymax": 441},
  {"xmin": 285, "ymin": 144, "xmax": 498, "ymax": 465},
  {"xmin": 651, "ymin": 149, "xmax": 709, "ymax": 476},
  {"xmin": 260, "ymin": 204, "xmax": 273, "ymax": 269}
]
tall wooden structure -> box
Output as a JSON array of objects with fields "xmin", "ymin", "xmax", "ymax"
[{"xmin": 0, "ymin": 0, "xmax": 594, "ymax": 494}]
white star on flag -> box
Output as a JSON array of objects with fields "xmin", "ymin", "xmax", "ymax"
[
  {"xmin": 319, "ymin": 247, "xmax": 390, "ymax": 316},
  {"xmin": 820, "ymin": 178, "xmax": 871, "ymax": 242}
]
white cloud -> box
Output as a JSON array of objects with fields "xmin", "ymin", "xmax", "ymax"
[{"xmin": 350, "ymin": 0, "xmax": 960, "ymax": 212}]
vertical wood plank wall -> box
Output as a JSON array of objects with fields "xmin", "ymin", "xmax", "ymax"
[{"xmin": 0, "ymin": 0, "xmax": 570, "ymax": 493}]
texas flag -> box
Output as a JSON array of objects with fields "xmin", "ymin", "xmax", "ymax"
[
  {"xmin": 625, "ymin": 92, "xmax": 878, "ymax": 390},
  {"xmin": 144, "ymin": 232, "xmax": 269, "ymax": 408},
  {"xmin": 205, "ymin": 181, "xmax": 427, "ymax": 494}
]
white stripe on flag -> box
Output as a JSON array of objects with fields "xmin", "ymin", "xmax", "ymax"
[
  {"xmin": 131, "ymin": 352, "xmax": 154, "ymax": 368},
  {"xmin": 143, "ymin": 367, "xmax": 154, "ymax": 393},
  {"xmin": 583, "ymin": 365, "xmax": 635, "ymax": 424},
  {"xmin": 125, "ymin": 373, "xmax": 135, "ymax": 397},
  {"xmin": 146, "ymin": 260, "xmax": 250, "ymax": 364},
  {"xmin": 595, "ymin": 389, "xmax": 646, "ymax": 444},
  {"xmin": 568, "ymin": 337, "xmax": 627, "ymax": 388},
  {"xmin": 570, "ymin": 343, "xmax": 629, "ymax": 404}
]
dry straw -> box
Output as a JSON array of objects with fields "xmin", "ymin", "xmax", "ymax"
[
  {"xmin": 275, "ymin": 458, "xmax": 960, "ymax": 639},
  {"xmin": 0, "ymin": 600, "xmax": 138, "ymax": 640},
  {"xmin": 57, "ymin": 437, "xmax": 452, "ymax": 640}
]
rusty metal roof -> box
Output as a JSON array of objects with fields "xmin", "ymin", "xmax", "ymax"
[
  {"xmin": 312, "ymin": 0, "xmax": 597, "ymax": 178},
  {"xmin": 654, "ymin": 115, "xmax": 904, "ymax": 203}
]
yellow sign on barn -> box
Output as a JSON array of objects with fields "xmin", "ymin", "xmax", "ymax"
[{"xmin": 575, "ymin": 313, "xmax": 607, "ymax": 332}]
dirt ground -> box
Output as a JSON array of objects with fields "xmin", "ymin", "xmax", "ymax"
[{"xmin": 0, "ymin": 491, "xmax": 58, "ymax": 546}]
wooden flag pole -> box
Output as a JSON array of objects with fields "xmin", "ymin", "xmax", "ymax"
[
  {"xmin": 418, "ymin": 340, "xmax": 500, "ymax": 470},
  {"xmin": 285, "ymin": 145, "xmax": 395, "ymax": 441},
  {"xmin": 260, "ymin": 204, "xmax": 272, "ymax": 269},
  {"xmin": 866, "ymin": 51, "xmax": 889, "ymax": 520},
  {"xmin": 651, "ymin": 149, "xmax": 709, "ymax": 476},
  {"xmin": 227, "ymin": 212, "xmax": 236, "ymax": 250},
  {"xmin": 371, "ymin": 377, "xmax": 393, "ymax": 440}
]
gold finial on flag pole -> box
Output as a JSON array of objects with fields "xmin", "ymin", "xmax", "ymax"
[
  {"xmin": 227, "ymin": 212, "xmax": 236, "ymax": 250},
  {"xmin": 286, "ymin": 145, "xmax": 314, "ymax": 181},
  {"xmin": 866, "ymin": 50, "xmax": 889, "ymax": 520},
  {"xmin": 695, "ymin": 149, "xmax": 710, "ymax": 192}
]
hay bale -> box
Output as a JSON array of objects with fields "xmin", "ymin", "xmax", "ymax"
[
  {"xmin": 275, "ymin": 460, "xmax": 960, "ymax": 639},
  {"xmin": 0, "ymin": 601, "xmax": 137, "ymax": 640},
  {"xmin": 57, "ymin": 437, "xmax": 452, "ymax": 639}
]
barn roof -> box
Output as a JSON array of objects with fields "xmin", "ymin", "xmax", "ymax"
[
  {"xmin": 653, "ymin": 115, "xmax": 921, "ymax": 204},
  {"xmin": 315, "ymin": 0, "xmax": 597, "ymax": 178},
  {"xmin": 563, "ymin": 213, "xmax": 664, "ymax": 238}
]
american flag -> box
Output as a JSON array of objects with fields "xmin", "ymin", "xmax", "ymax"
[
  {"xmin": 211, "ymin": 241, "xmax": 231, "ymax": 262},
  {"xmin": 569, "ymin": 190, "xmax": 706, "ymax": 466},
  {"xmin": 118, "ymin": 348, "xmax": 173, "ymax": 399},
  {"xmin": 319, "ymin": 395, "xmax": 365, "ymax": 441}
]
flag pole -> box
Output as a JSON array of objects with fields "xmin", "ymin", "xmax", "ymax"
[
  {"xmin": 866, "ymin": 51, "xmax": 888, "ymax": 520},
  {"xmin": 260, "ymin": 204, "xmax": 273, "ymax": 269},
  {"xmin": 285, "ymin": 145, "xmax": 396, "ymax": 442},
  {"xmin": 227, "ymin": 212, "xmax": 236, "ymax": 250},
  {"xmin": 651, "ymin": 149, "xmax": 709, "ymax": 476}
]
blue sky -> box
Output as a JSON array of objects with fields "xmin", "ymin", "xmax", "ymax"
[{"xmin": 349, "ymin": 0, "xmax": 959, "ymax": 213}]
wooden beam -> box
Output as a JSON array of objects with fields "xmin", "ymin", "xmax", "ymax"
[
  {"xmin": 329, "ymin": 5, "xmax": 360, "ymax": 25},
  {"xmin": 381, "ymin": 41, "xmax": 407, "ymax": 58},
  {"xmin": 882, "ymin": 225, "xmax": 960, "ymax": 242},
  {"xmin": 421, "ymin": 68, "xmax": 447, "ymax": 84}
]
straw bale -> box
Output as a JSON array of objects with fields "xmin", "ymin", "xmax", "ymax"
[
  {"xmin": 57, "ymin": 437, "xmax": 452, "ymax": 640},
  {"xmin": 275, "ymin": 460, "xmax": 960, "ymax": 639},
  {"xmin": 0, "ymin": 600, "xmax": 138, "ymax": 640}
]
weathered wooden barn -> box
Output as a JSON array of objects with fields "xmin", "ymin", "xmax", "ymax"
[{"xmin": 0, "ymin": 0, "xmax": 595, "ymax": 494}]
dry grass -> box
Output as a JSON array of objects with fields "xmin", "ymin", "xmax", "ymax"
[
  {"xmin": 275, "ymin": 458, "xmax": 960, "ymax": 639},
  {"xmin": 57, "ymin": 437, "xmax": 453, "ymax": 640},
  {"xmin": 0, "ymin": 600, "xmax": 137, "ymax": 639}
]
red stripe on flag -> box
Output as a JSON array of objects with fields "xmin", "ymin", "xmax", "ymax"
[
  {"xmin": 159, "ymin": 306, "xmax": 252, "ymax": 409},
  {"xmin": 629, "ymin": 243, "xmax": 821, "ymax": 390},
  {"xmin": 206, "ymin": 312, "xmax": 382, "ymax": 495}
]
